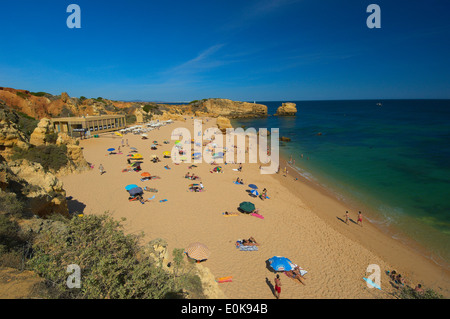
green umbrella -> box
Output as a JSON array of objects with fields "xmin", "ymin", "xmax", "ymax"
[{"xmin": 239, "ymin": 201, "xmax": 255, "ymax": 213}]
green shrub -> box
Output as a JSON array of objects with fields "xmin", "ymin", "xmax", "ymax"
[
  {"xmin": 143, "ymin": 104, "xmax": 158, "ymax": 113},
  {"xmin": 0, "ymin": 191, "xmax": 24, "ymax": 217},
  {"xmin": 17, "ymin": 113, "xmax": 39, "ymax": 137},
  {"xmin": 398, "ymin": 286, "xmax": 444, "ymax": 299},
  {"xmin": 28, "ymin": 213, "xmax": 178, "ymax": 299},
  {"xmin": 30, "ymin": 92, "xmax": 48, "ymax": 97},
  {"xmin": 11, "ymin": 144, "xmax": 69, "ymax": 172},
  {"xmin": 16, "ymin": 91, "xmax": 28, "ymax": 99}
]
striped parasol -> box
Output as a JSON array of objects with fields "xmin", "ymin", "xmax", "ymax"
[{"xmin": 186, "ymin": 242, "xmax": 210, "ymax": 261}]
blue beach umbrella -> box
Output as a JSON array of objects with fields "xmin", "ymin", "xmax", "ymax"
[
  {"xmin": 268, "ymin": 256, "xmax": 296, "ymax": 271},
  {"xmin": 107, "ymin": 148, "xmax": 115, "ymax": 152},
  {"xmin": 250, "ymin": 189, "xmax": 259, "ymax": 196},
  {"xmin": 248, "ymin": 184, "xmax": 258, "ymax": 190},
  {"xmin": 125, "ymin": 184, "xmax": 138, "ymax": 191}
]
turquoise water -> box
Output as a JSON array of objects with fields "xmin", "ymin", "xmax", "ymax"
[{"xmin": 232, "ymin": 100, "xmax": 450, "ymax": 266}]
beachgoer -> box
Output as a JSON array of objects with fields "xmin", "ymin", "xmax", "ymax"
[
  {"xmin": 357, "ymin": 211, "xmax": 363, "ymax": 227},
  {"xmin": 290, "ymin": 266, "xmax": 306, "ymax": 285},
  {"xmin": 344, "ymin": 211, "xmax": 349, "ymax": 224},
  {"xmin": 126, "ymin": 139, "xmax": 129, "ymax": 146},
  {"xmin": 414, "ymin": 284, "xmax": 424, "ymax": 293},
  {"xmin": 274, "ymin": 274, "xmax": 282, "ymax": 299},
  {"xmin": 99, "ymin": 164, "xmax": 104, "ymax": 175}
]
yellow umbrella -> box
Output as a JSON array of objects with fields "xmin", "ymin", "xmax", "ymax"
[
  {"xmin": 115, "ymin": 132, "xmax": 123, "ymax": 137},
  {"xmin": 186, "ymin": 242, "xmax": 210, "ymax": 261},
  {"xmin": 133, "ymin": 153, "xmax": 143, "ymax": 158},
  {"xmin": 163, "ymin": 151, "xmax": 171, "ymax": 156}
]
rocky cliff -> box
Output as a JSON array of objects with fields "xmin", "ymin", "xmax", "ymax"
[
  {"xmin": 0, "ymin": 87, "xmax": 142, "ymax": 119},
  {"xmin": 0, "ymin": 106, "xmax": 30, "ymax": 160},
  {"xmin": 0, "ymin": 104, "xmax": 90, "ymax": 218},
  {"xmin": 275, "ymin": 102, "xmax": 297, "ymax": 116},
  {"xmin": 1, "ymin": 87, "xmax": 268, "ymax": 124}
]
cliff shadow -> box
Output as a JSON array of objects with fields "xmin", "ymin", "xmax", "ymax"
[{"xmin": 67, "ymin": 198, "xmax": 86, "ymax": 215}]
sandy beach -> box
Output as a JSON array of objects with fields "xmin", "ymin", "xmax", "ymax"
[{"xmin": 60, "ymin": 117, "xmax": 450, "ymax": 299}]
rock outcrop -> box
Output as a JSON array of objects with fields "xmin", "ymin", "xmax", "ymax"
[
  {"xmin": 29, "ymin": 118, "xmax": 53, "ymax": 146},
  {"xmin": 216, "ymin": 116, "xmax": 233, "ymax": 133},
  {"xmin": 275, "ymin": 102, "xmax": 297, "ymax": 116},
  {"xmin": 2, "ymin": 159, "xmax": 69, "ymax": 218},
  {"xmin": 201, "ymin": 99, "xmax": 267, "ymax": 118},
  {"xmin": 0, "ymin": 105, "xmax": 30, "ymax": 159}
]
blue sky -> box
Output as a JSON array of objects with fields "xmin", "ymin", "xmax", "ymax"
[{"xmin": 0, "ymin": 0, "xmax": 449, "ymax": 101}]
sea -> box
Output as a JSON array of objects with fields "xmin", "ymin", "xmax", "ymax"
[{"xmin": 231, "ymin": 100, "xmax": 450, "ymax": 267}]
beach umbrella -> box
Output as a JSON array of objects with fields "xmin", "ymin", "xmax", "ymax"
[
  {"xmin": 248, "ymin": 184, "xmax": 258, "ymax": 190},
  {"xmin": 250, "ymin": 189, "xmax": 259, "ymax": 197},
  {"xmin": 163, "ymin": 151, "xmax": 171, "ymax": 157},
  {"xmin": 239, "ymin": 201, "xmax": 255, "ymax": 213},
  {"xmin": 153, "ymin": 141, "xmax": 158, "ymax": 144},
  {"xmin": 141, "ymin": 172, "xmax": 151, "ymax": 177},
  {"xmin": 115, "ymin": 132, "xmax": 123, "ymax": 137},
  {"xmin": 130, "ymin": 147, "xmax": 137, "ymax": 150},
  {"xmin": 107, "ymin": 148, "xmax": 115, "ymax": 152},
  {"xmin": 133, "ymin": 153, "xmax": 143, "ymax": 158},
  {"xmin": 151, "ymin": 144, "xmax": 157, "ymax": 148},
  {"xmin": 125, "ymin": 184, "xmax": 139, "ymax": 191},
  {"xmin": 175, "ymin": 140, "xmax": 181, "ymax": 145},
  {"xmin": 128, "ymin": 187, "xmax": 144, "ymax": 196},
  {"xmin": 141, "ymin": 133, "xmax": 148, "ymax": 137},
  {"xmin": 186, "ymin": 242, "xmax": 210, "ymax": 261},
  {"xmin": 268, "ymin": 256, "xmax": 296, "ymax": 272}
]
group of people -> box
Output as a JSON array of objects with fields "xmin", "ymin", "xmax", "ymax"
[
  {"xmin": 344, "ymin": 211, "xmax": 363, "ymax": 226},
  {"xmin": 235, "ymin": 177, "xmax": 244, "ymax": 184},
  {"xmin": 185, "ymin": 172, "xmax": 200, "ymax": 180}
]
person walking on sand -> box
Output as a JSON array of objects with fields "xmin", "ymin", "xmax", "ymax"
[
  {"xmin": 99, "ymin": 164, "xmax": 104, "ymax": 175},
  {"xmin": 357, "ymin": 211, "xmax": 363, "ymax": 227},
  {"xmin": 274, "ymin": 274, "xmax": 282, "ymax": 299},
  {"xmin": 344, "ymin": 211, "xmax": 349, "ymax": 225}
]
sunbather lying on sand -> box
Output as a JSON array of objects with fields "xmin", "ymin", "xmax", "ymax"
[
  {"xmin": 241, "ymin": 237, "xmax": 259, "ymax": 246},
  {"xmin": 286, "ymin": 266, "xmax": 306, "ymax": 285}
]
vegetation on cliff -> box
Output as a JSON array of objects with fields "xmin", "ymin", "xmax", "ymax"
[
  {"xmin": 11, "ymin": 144, "xmax": 69, "ymax": 172},
  {"xmin": 26, "ymin": 213, "xmax": 203, "ymax": 299}
]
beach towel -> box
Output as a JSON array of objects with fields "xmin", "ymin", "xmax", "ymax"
[
  {"xmin": 235, "ymin": 240, "xmax": 258, "ymax": 251},
  {"xmin": 233, "ymin": 181, "xmax": 244, "ymax": 185},
  {"xmin": 222, "ymin": 212, "xmax": 239, "ymax": 217},
  {"xmin": 251, "ymin": 212, "xmax": 264, "ymax": 219},
  {"xmin": 159, "ymin": 199, "xmax": 168, "ymax": 203}
]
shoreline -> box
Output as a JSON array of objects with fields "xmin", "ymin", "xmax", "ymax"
[
  {"xmin": 273, "ymin": 152, "xmax": 450, "ymax": 295},
  {"xmin": 60, "ymin": 117, "xmax": 450, "ymax": 298}
]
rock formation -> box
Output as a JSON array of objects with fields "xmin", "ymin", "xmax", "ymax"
[
  {"xmin": 200, "ymin": 99, "xmax": 267, "ymax": 118},
  {"xmin": 2, "ymin": 159, "xmax": 69, "ymax": 218},
  {"xmin": 216, "ymin": 116, "xmax": 233, "ymax": 133},
  {"xmin": 275, "ymin": 102, "xmax": 297, "ymax": 116},
  {"xmin": 29, "ymin": 118, "xmax": 53, "ymax": 146},
  {"xmin": 0, "ymin": 105, "xmax": 30, "ymax": 159}
]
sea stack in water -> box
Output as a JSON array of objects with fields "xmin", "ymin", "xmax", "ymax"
[{"xmin": 275, "ymin": 102, "xmax": 297, "ymax": 116}]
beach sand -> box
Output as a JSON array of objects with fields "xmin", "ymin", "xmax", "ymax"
[{"xmin": 60, "ymin": 117, "xmax": 450, "ymax": 299}]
